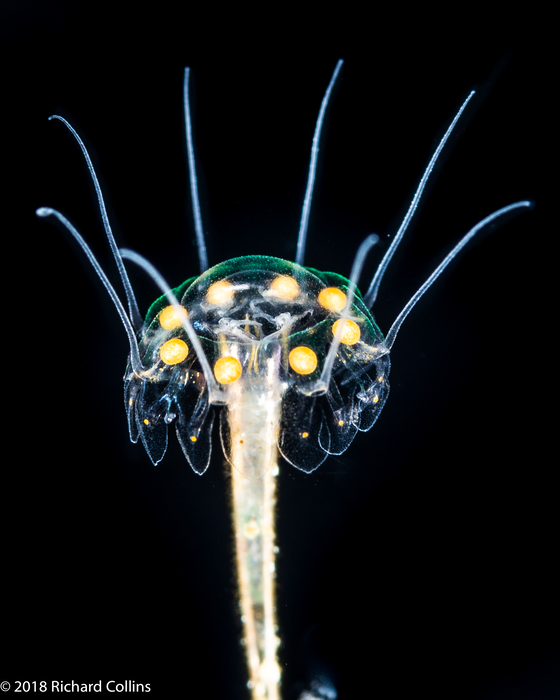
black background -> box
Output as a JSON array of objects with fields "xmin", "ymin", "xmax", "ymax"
[{"xmin": 2, "ymin": 4, "xmax": 555, "ymax": 699}]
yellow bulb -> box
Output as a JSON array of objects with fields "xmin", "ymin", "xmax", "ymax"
[
  {"xmin": 159, "ymin": 338, "xmax": 189, "ymax": 365},
  {"xmin": 206, "ymin": 279, "xmax": 235, "ymax": 306},
  {"xmin": 289, "ymin": 346, "xmax": 318, "ymax": 375},
  {"xmin": 269, "ymin": 275, "xmax": 300, "ymax": 300},
  {"xmin": 318, "ymin": 287, "xmax": 347, "ymax": 312},
  {"xmin": 159, "ymin": 304, "xmax": 187, "ymax": 330},
  {"xmin": 332, "ymin": 318, "xmax": 361, "ymax": 345},
  {"xmin": 214, "ymin": 356, "xmax": 242, "ymax": 384}
]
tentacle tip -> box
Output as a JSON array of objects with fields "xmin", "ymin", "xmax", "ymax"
[
  {"xmin": 304, "ymin": 380, "xmax": 329, "ymax": 397},
  {"xmin": 36, "ymin": 207, "xmax": 52, "ymax": 217}
]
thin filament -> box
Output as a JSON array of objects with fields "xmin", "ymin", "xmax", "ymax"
[
  {"xmin": 384, "ymin": 201, "xmax": 532, "ymax": 351},
  {"xmin": 119, "ymin": 249, "xmax": 220, "ymax": 401},
  {"xmin": 315, "ymin": 233, "xmax": 379, "ymax": 393},
  {"xmin": 184, "ymin": 67, "xmax": 209, "ymax": 273},
  {"xmin": 295, "ymin": 59, "xmax": 344, "ymax": 266},
  {"xmin": 36, "ymin": 207, "xmax": 145, "ymax": 375},
  {"xmin": 363, "ymin": 91, "xmax": 476, "ymax": 308},
  {"xmin": 48, "ymin": 115, "xmax": 144, "ymax": 330}
]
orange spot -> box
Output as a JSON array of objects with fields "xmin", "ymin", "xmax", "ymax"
[
  {"xmin": 214, "ymin": 356, "xmax": 242, "ymax": 384},
  {"xmin": 332, "ymin": 318, "xmax": 361, "ymax": 345},
  {"xmin": 206, "ymin": 279, "xmax": 234, "ymax": 306},
  {"xmin": 159, "ymin": 338, "xmax": 189, "ymax": 365},
  {"xmin": 159, "ymin": 304, "xmax": 186, "ymax": 330},
  {"xmin": 289, "ymin": 346, "xmax": 318, "ymax": 375},
  {"xmin": 318, "ymin": 287, "xmax": 346, "ymax": 312},
  {"xmin": 269, "ymin": 275, "xmax": 300, "ymax": 300}
]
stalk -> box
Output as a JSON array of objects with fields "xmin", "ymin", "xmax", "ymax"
[{"xmin": 228, "ymin": 387, "xmax": 282, "ymax": 700}]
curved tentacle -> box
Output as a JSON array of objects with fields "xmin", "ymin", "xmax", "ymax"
[
  {"xmin": 119, "ymin": 248, "xmax": 221, "ymax": 402},
  {"xmin": 310, "ymin": 233, "xmax": 380, "ymax": 395},
  {"xmin": 36, "ymin": 207, "xmax": 145, "ymax": 375},
  {"xmin": 384, "ymin": 201, "xmax": 533, "ymax": 350},
  {"xmin": 295, "ymin": 59, "xmax": 343, "ymax": 266},
  {"xmin": 48, "ymin": 115, "xmax": 143, "ymax": 330},
  {"xmin": 363, "ymin": 91, "xmax": 476, "ymax": 308},
  {"xmin": 184, "ymin": 67, "xmax": 209, "ymax": 273}
]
